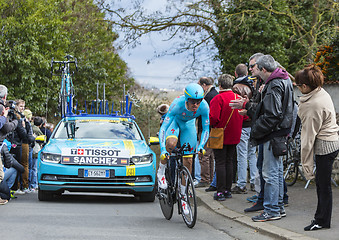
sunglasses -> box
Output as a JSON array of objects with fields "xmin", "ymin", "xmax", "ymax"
[
  {"xmin": 188, "ymin": 98, "xmax": 203, "ymax": 105},
  {"xmin": 249, "ymin": 63, "xmax": 256, "ymax": 69}
]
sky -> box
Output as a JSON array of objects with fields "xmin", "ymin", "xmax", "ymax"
[
  {"xmin": 119, "ymin": 34, "xmax": 190, "ymax": 91},
  {"xmin": 113, "ymin": 0, "xmax": 197, "ymax": 91}
]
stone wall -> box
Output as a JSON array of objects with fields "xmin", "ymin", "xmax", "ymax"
[{"xmin": 294, "ymin": 84, "xmax": 339, "ymax": 184}]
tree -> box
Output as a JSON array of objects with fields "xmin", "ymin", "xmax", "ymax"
[
  {"xmin": 100, "ymin": 0, "xmax": 338, "ymax": 79},
  {"xmin": 313, "ymin": 35, "xmax": 339, "ymax": 82},
  {"xmin": 0, "ymin": 0, "xmax": 132, "ymax": 119}
]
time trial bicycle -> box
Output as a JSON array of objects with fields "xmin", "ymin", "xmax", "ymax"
[{"xmin": 157, "ymin": 143, "xmax": 197, "ymax": 228}]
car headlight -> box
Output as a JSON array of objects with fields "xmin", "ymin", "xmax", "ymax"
[
  {"xmin": 130, "ymin": 154, "xmax": 153, "ymax": 165},
  {"xmin": 41, "ymin": 152, "xmax": 61, "ymax": 163}
]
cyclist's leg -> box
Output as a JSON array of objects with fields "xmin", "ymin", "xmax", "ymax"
[
  {"xmin": 179, "ymin": 119, "xmax": 197, "ymax": 174},
  {"xmin": 158, "ymin": 120, "xmax": 180, "ymax": 189},
  {"xmin": 178, "ymin": 119, "xmax": 197, "ymax": 197}
]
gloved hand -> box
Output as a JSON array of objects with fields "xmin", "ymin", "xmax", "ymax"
[
  {"xmin": 197, "ymin": 148, "xmax": 206, "ymax": 156},
  {"xmin": 160, "ymin": 151, "xmax": 169, "ymax": 161}
]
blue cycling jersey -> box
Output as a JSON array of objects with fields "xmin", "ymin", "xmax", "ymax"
[{"xmin": 159, "ymin": 95, "xmax": 210, "ymax": 155}]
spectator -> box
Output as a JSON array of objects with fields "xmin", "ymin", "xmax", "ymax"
[
  {"xmin": 231, "ymin": 63, "xmax": 258, "ymax": 194},
  {"xmin": 157, "ymin": 104, "xmax": 169, "ymax": 126},
  {"xmin": 40, "ymin": 117, "xmax": 52, "ymax": 142},
  {"xmin": 1, "ymin": 140, "xmax": 25, "ymax": 201},
  {"xmin": 195, "ymin": 77, "xmax": 218, "ymax": 188},
  {"xmin": 12, "ymin": 100, "xmax": 34, "ymax": 194},
  {"xmin": 295, "ymin": 65, "xmax": 339, "ymax": 231},
  {"xmin": 0, "ymin": 151, "xmax": 9, "ymax": 204},
  {"xmin": 23, "ymin": 109, "xmax": 38, "ymax": 192},
  {"xmin": 46, "ymin": 122, "xmax": 54, "ymax": 133},
  {"xmin": 230, "ymin": 53, "xmax": 265, "ymax": 209},
  {"xmin": 250, "ymin": 55, "xmax": 294, "ymax": 222},
  {"xmin": 209, "ymin": 74, "xmax": 245, "ymax": 201}
]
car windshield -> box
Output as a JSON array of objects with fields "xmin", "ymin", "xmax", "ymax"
[{"xmin": 53, "ymin": 119, "xmax": 142, "ymax": 140}]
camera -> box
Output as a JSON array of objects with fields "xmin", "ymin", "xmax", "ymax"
[
  {"xmin": 5, "ymin": 100, "xmax": 16, "ymax": 110},
  {"xmin": 5, "ymin": 100, "xmax": 19, "ymax": 121}
]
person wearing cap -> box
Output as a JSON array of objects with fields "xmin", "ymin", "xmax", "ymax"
[{"xmin": 157, "ymin": 103, "xmax": 169, "ymax": 126}]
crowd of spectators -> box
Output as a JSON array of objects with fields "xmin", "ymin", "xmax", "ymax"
[
  {"xmin": 0, "ymin": 85, "xmax": 54, "ymax": 205},
  {"xmin": 157, "ymin": 52, "xmax": 338, "ymax": 230}
]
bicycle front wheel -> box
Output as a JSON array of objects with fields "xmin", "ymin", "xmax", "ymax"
[{"xmin": 178, "ymin": 166, "xmax": 197, "ymax": 228}]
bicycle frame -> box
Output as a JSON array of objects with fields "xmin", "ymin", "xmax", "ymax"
[{"xmin": 51, "ymin": 55, "xmax": 78, "ymax": 118}]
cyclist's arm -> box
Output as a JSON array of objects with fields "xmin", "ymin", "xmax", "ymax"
[
  {"xmin": 158, "ymin": 107, "xmax": 176, "ymax": 154},
  {"xmin": 197, "ymin": 101, "xmax": 210, "ymax": 151}
]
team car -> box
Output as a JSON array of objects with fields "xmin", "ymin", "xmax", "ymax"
[{"xmin": 37, "ymin": 115, "xmax": 157, "ymax": 202}]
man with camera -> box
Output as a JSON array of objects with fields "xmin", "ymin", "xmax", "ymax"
[{"xmin": 0, "ymin": 85, "xmax": 21, "ymax": 204}]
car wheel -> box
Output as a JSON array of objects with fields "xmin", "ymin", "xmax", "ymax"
[
  {"xmin": 137, "ymin": 187, "xmax": 156, "ymax": 202},
  {"xmin": 38, "ymin": 189, "xmax": 54, "ymax": 201}
]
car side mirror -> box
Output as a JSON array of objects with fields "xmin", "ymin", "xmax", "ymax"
[
  {"xmin": 35, "ymin": 135, "xmax": 47, "ymax": 144},
  {"xmin": 148, "ymin": 137, "xmax": 159, "ymax": 146}
]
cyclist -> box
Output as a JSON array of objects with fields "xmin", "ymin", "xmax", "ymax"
[{"xmin": 157, "ymin": 83, "xmax": 210, "ymax": 214}]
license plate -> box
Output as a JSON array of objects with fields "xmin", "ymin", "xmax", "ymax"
[{"xmin": 84, "ymin": 169, "xmax": 110, "ymax": 178}]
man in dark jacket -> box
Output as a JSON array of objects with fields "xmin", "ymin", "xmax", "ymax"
[
  {"xmin": 250, "ymin": 55, "xmax": 294, "ymax": 222},
  {"xmin": 195, "ymin": 77, "xmax": 218, "ymax": 188}
]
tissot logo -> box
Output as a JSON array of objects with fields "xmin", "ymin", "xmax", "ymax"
[{"xmin": 78, "ymin": 149, "xmax": 84, "ymax": 155}]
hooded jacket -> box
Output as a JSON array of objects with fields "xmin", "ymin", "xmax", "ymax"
[{"xmin": 250, "ymin": 68, "xmax": 294, "ymax": 145}]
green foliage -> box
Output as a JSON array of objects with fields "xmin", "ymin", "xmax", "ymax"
[
  {"xmin": 0, "ymin": 0, "xmax": 132, "ymax": 121},
  {"xmin": 102, "ymin": 0, "xmax": 338, "ymax": 78},
  {"xmin": 216, "ymin": 0, "xmax": 290, "ymax": 73}
]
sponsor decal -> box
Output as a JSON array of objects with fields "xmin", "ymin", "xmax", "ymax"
[
  {"xmin": 123, "ymin": 140, "xmax": 135, "ymax": 156},
  {"xmin": 126, "ymin": 165, "xmax": 135, "ymax": 176},
  {"xmin": 61, "ymin": 147, "xmax": 130, "ymax": 165},
  {"xmin": 171, "ymin": 129, "xmax": 175, "ymax": 134},
  {"xmin": 77, "ymin": 149, "xmax": 84, "ymax": 155}
]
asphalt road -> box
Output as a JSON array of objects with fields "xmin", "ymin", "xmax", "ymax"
[{"xmin": 0, "ymin": 191, "xmax": 275, "ymax": 240}]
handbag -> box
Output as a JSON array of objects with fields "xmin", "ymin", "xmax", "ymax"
[
  {"xmin": 270, "ymin": 136, "xmax": 288, "ymax": 157},
  {"xmin": 207, "ymin": 94, "xmax": 236, "ymax": 149}
]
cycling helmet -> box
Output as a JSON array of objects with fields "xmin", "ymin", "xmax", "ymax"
[{"xmin": 184, "ymin": 83, "xmax": 204, "ymax": 101}]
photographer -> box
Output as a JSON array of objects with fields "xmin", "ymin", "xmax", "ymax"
[
  {"xmin": 0, "ymin": 85, "xmax": 20, "ymax": 204},
  {"xmin": 0, "ymin": 85, "xmax": 18, "ymax": 144}
]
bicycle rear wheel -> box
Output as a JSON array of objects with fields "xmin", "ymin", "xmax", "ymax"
[
  {"xmin": 178, "ymin": 166, "xmax": 197, "ymax": 228},
  {"xmin": 158, "ymin": 168, "xmax": 174, "ymax": 220}
]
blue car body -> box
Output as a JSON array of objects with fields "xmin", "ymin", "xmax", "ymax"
[{"xmin": 37, "ymin": 115, "xmax": 156, "ymax": 201}]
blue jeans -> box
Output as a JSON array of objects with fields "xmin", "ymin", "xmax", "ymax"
[
  {"xmin": 29, "ymin": 151, "xmax": 38, "ymax": 190},
  {"xmin": 257, "ymin": 144, "xmax": 264, "ymax": 203},
  {"xmin": 236, "ymin": 127, "xmax": 258, "ymax": 188},
  {"xmin": 3, "ymin": 167, "xmax": 17, "ymax": 189},
  {"xmin": 210, "ymin": 172, "xmax": 217, "ymax": 187},
  {"xmin": 262, "ymin": 141, "xmax": 284, "ymax": 216}
]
